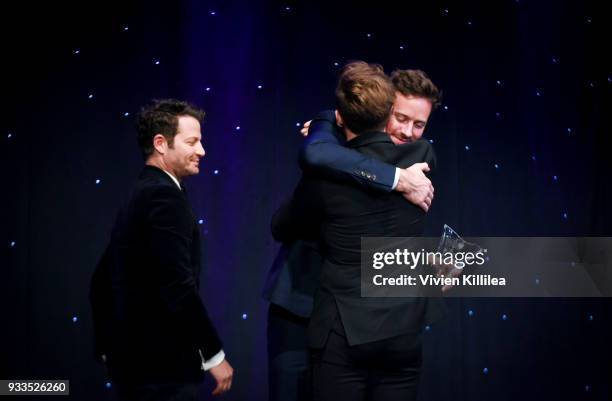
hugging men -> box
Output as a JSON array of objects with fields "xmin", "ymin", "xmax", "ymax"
[{"xmin": 265, "ymin": 62, "xmax": 443, "ymax": 400}]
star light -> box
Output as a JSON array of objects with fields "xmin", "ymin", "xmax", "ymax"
[
  {"xmin": 88, "ymin": 94, "xmax": 94, "ymax": 99},
  {"xmin": 535, "ymin": 90, "xmax": 542, "ymax": 97},
  {"xmin": 209, "ymin": 11, "xmax": 216, "ymax": 16},
  {"xmin": 213, "ymin": 170, "xmax": 219, "ymax": 175},
  {"xmin": 154, "ymin": 59, "xmax": 160, "ymax": 65},
  {"xmin": 429, "ymin": 139, "xmax": 434, "ymax": 144},
  {"xmin": 535, "ymin": 278, "xmax": 540, "ymax": 285},
  {"xmin": 257, "ymin": 84, "xmax": 263, "ymax": 89},
  {"xmin": 443, "ymin": 105, "xmax": 448, "ymax": 110},
  {"xmin": 95, "ymin": 179, "xmax": 101, "ymax": 185},
  {"xmin": 205, "ymin": 87, "xmax": 211, "ymax": 92},
  {"xmin": 442, "ymin": 8, "xmax": 449, "ymax": 16},
  {"xmin": 585, "ymin": 17, "xmax": 592, "ymax": 24},
  {"xmin": 296, "ymin": 123, "xmax": 301, "ymax": 127},
  {"xmin": 425, "ymin": 325, "xmax": 431, "ymax": 331},
  {"xmin": 495, "ymin": 112, "xmax": 501, "ymax": 119},
  {"xmin": 235, "ymin": 126, "xmax": 241, "ymax": 131},
  {"xmin": 242, "ymin": 313, "xmax": 248, "ymax": 320},
  {"xmin": 563, "ymin": 212, "xmax": 568, "ymax": 219},
  {"xmin": 494, "ymin": 163, "xmax": 500, "ymax": 169},
  {"xmin": 465, "ymin": 145, "xmax": 470, "ymax": 151},
  {"xmin": 198, "ymin": 219, "xmax": 204, "ymax": 225},
  {"xmin": 366, "ymin": 33, "xmax": 372, "ymax": 38},
  {"xmin": 467, "ymin": 20, "xmax": 473, "ymax": 26},
  {"xmin": 531, "ymin": 155, "xmax": 536, "ymax": 161},
  {"xmin": 10, "ymin": 241, "xmax": 16, "ymax": 247},
  {"xmin": 588, "ymin": 314, "xmax": 594, "ymax": 321},
  {"xmin": 123, "ymin": 112, "xmax": 130, "ymax": 117},
  {"xmin": 553, "ymin": 175, "xmax": 558, "ymax": 181},
  {"xmin": 72, "ymin": 316, "xmax": 78, "ymax": 323},
  {"xmin": 468, "ymin": 309, "xmax": 474, "ymax": 317},
  {"xmin": 106, "ymin": 382, "xmax": 112, "ymax": 389},
  {"xmin": 285, "ymin": 6, "xmax": 291, "ymax": 11},
  {"xmin": 551, "ymin": 57, "xmax": 559, "ymax": 64},
  {"xmin": 7, "ymin": 133, "xmax": 12, "ymax": 139},
  {"xmin": 502, "ymin": 314, "xmax": 508, "ymax": 321},
  {"xmin": 566, "ymin": 127, "xmax": 572, "ymax": 135},
  {"xmin": 496, "ymin": 80, "xmax": 503, "ymax": 86},
  {"xmin": 123, "ymin": 26, "xmax": 129, "ymax": 31},
  {"xmin": 73, "ymin": 49, "xmax": 80, "ymax": 55},
  {"xmin": 483, "ymin": 367, "xmax": 489, "ymax": 374},
  {"xmin": 585, "ymin": 385, "xmax": 591, "ymax": 391},
  {"xmin": 399, "ymin": 45, "xmax": 405, "ymax": 50},
  {"xmin": 333, "ymin": 62, "xmax": 339, "ymax": 67}
]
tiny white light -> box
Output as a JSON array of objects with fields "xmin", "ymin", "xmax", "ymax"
[
  {"xmin": 285, "ymin": 6, "xmax": 291, "ymax": 11},
  {"xmin": 210, "ymin": 11, "xmax": 216, "ymax": 16},
  {"xmin": 205, "ymin": 87, "xmax": 211, "ymax": 92},
  {"xmin": 95, "ymin": 179, "xmax": 101, "ymax": 184},
  {"xmin": 72, "ymin": 316, "xmax": 78, "ymax": 323},
  {"xmin": 443, "ymin": 105, "xmax": 448, "ymax": 110},
  {"xmin": 465, "ymin": 145, "xmax": 470, "ymax": 151},
  {"xmin": 257, "ymin": 84, "xmax": 263, "ymax": 89},
  {"xmin": 7, "ymin": 133, "xmax": 12, "ymax": 139},
  {"xmin": 10, "ymin": 241, "xmax": 16, "ymax": 247},
  {"xmin": 563, "ymin": 212, "xmax": 568, "ymax": 219},
  {"xmin": 88, "ymin": 94, "xmax": 94, "ymax": 99},
  {"xmin": 531, "ymin": 155, "xmax": 536, "ymax": 161},
  {"xmin": 366, "ymin": 33, "xmax": 372, "ymax": 38},
  {"xmin": 213, "ymin": 170, "xmax": 219, "ymax": 175},
  {"xmin": 494, "ymin": 163, "xmax": 500, "ymax": 169},
  {"xmin": 567, "ymin": 128, "xmax": 573, "ymax": 134},
  {"xmin": 242, "ymin": 313, "xmax": 248, "ymax": 320},
  {"xmin": 553, "ymin": 175, "xmax": 558, "ymax": 181},
  {"xmin": 154, "ymin": 60, "xmax": 160, "ymax": 65},
  {"xmin": 198, "ymin": 219, "xmax": 204, "ymax": 225},
  {"xmin": 123, "ymin": 26, "xmax": 129, "ymax": 31},
  {"xmin": 123, "ymin": 112, "xmax": 130, "ymax": 117},
  {"xmin": 235, "ymin": 126, "xmax": 241, "ymax": 131},
  {"xmin": 334, "ymin": 62, "xmax": 339, "ymax": 67},
  {"xmin": 496, "ymin": 80, "xmax": 503, "ymax": 86},
  {"xmin": 296, "ymin": 123, "xmax": 300, "ymax": 127},
  {"xmin": 74, "ymin": 49, "xmax": 80, "ymax": 55},
  {"xmin": 429, "ymin": 139, "xmax": 434, "ymax": 144}
]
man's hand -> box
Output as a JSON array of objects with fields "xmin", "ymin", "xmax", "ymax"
[
  {"xmin": 395, "ymin": 163, "xmax": 434, "ymax": 212},
  {"xmin": 300, "ymin": 120, "xmax": 312, "ymax": 137},
  {"xmin": 209, "ymin": 360, "xmax": 234, "ymax": 396}
]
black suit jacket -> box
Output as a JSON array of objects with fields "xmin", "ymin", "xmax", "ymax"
[
  {"xmin": 273, "ymin": 132, "xmax": 445, "ymax": 348},
  {"xmin": 90, "ymin": 166, "xmax": 222, "ymax": 382}
]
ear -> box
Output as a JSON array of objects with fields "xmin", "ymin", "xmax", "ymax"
[
  {"xmin": 152, "ymin": 134, "xmax": 168, "ymax": 155},
  {"xmin": 335, "ymin": 109, "xmax": 344, "ymax": 128}
]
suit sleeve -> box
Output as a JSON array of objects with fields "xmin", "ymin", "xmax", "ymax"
[
  {"xmin": 298, "ymin": 110, "xmax": 396, "ymax": 192},
  {"xmin": 147, "ymin": 186, "xmax": 222, "ymax": 360},
  {"xmin": 271, "ymin": 177, "xmax": 323, "ymax": 244}
]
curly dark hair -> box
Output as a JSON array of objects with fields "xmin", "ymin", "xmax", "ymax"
[
  {"xmin": 390, "ymin": 69, "xmax": 442, "ymax": 110},
  {"xmin": 136, "ymin": 99, "xmax": 205, "ymax": 159}
]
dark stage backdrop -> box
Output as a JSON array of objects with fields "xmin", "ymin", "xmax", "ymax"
[{"xmin": 2, "ymin": 1, "xmax": 611, "ymax": 400}]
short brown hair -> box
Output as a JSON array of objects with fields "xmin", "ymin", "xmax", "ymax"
[
  {"xmin": 335, "ymin": 61, "xmax": 395, "ymax": 134},
  {"xmin": 391, "ymin": 69, "xmax": 442, "ymax": 110},
  {"xmin": 136, "ymin": 99, "xmax": 205, "ymax": 159}
]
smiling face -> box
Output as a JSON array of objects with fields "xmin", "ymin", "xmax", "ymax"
[
  {"xmin": 385, "ymin": 92, "xmax": 433, "ymax": 144},
  {"xmin": 164, "ymin": 115, "xmax": 205, "ymax": 179}
]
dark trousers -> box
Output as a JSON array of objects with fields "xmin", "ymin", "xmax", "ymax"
[
  {"xmin": 267, "ymin": 303, "xmax": 312, "ymax": 401},
  {"xmin": 114, "ymin": 381, "xmax": 200, "ymax": 401},
  {"xmin": 312, "ymin": 322, "xmax": 422, "ymax": 401}
]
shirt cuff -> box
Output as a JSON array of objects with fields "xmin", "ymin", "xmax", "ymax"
[
  {"xmin": 202, "ymin": 349, "xmax": 225, "ymax": 371},
  {"xmin": 392, "ymin": 167, "xmax": 401, "ymax": 190}
]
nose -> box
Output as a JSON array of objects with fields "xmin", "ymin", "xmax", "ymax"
[
  {"xmin": 196, "ymin": 142, "xmax": 205, "ymax": 157},
  {"xmin": 402, "ymin": 122, "xmax": 413, "ymax": 138}
]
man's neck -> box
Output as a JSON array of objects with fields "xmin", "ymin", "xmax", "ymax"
[
  {"xmin": 344, "ymin": 128, "xmax": 358, "ymax": 141},
  {"xmin": 146, "ymin": 158, "xmax": 181, "ymax": 186}
]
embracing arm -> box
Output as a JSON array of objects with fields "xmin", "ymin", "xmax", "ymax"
[{"xmin": 298, "ymin": 110, "xmax": 398, "ymax": 192}]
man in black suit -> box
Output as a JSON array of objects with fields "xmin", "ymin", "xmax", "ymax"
[
  {"xmin": 90, "ymin": 99, "xmax": 233, "ymax": 400},
  {"xmin": 273, "ymin": 62, "xmax": 445, "ymax": 401}
]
